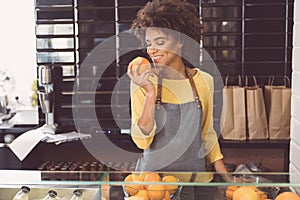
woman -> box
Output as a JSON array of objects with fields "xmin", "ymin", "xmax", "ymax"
[{"xmin": 127, "ymin": 0, "xmax": 232, "ymax": 199}]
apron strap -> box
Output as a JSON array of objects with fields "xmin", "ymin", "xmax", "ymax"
[
  {"xmin": 189, "ymin": 172, "xmax": 197, "ymax": 182},
  {"xmin": 186, "ymin": 68, "xmax": 202, "ymax": 109},
  {"xmin": 155, "ymin": 67, "xmax": 202, "ymax": 109},
  {"xmin": 155, "ymin": 70, "xmax": 163, "ymax": 107}
]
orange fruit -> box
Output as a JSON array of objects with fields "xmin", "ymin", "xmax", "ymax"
[
  {"xmin": 275, "ymin": 192, "xmax": 300, "ymax": 200},
  {"xmin": 148, "ymin": 184, "xmax": 166, "ymax": 200},
  {"xmin": 233, "ymin": 186, "xmax": 258, "ymax": 200},
  {"xmin": 226, "ymin": 185, "xmax": 239, "ymax": 199},
  {"xmin": 162, "ymin": 175, "xmax": 178, "ymax": 194},
  {"xmin": 144, "ymin": 172, "xmax": 161, "ymax": 190},
  {"xmin": 247, "ymin": 186, "xmax": 258, "ymax": 191},
  {"xmin": 144, "ymin": 172, "xmax": 162, "ymax": 189},
  {"xmin": 124, "ymin": 174, "xmax": 142, "ymax": 196},
  {"xmin": 124, "ymin": 174, "xmax": 140, "ymax": 182},
  {"xmin": 256, "ymin": 189, "xmax": 267, "ymax": 200},
  {"xmin": 139, "ymin": 172, "xmax": 150, "ymax": 181},
  {"xmin": 127, "ymin": 196, "xmax": 145, "ymax": 200},
  {"xmin": 162, "ymin": 191, "xmax": 171, "ymax": 200},
  {"xmin": 139, "ymin": 172, "xmax": 150, "ymax": 189},
  {"xmin": 135, "ymin": 189, "xmax": 149, "ymax": 200},
  {"xmin": 130, "ymin": 56, "xmax": 151, "ymax": 75},
  {"xmin": 144, "ymin": 172, "xmax": 161, "ymax": 182}
]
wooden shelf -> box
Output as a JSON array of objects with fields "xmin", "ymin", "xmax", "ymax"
[
  {"xmin": 219, "ymin": 137, "xmax": 290, "ymax": 148},
  {"xmin": 219, "ymin": 137, "xmax": 290, "ymax": 172}
]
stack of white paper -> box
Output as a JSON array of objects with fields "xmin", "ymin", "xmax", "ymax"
[{"xmin": 8, "ymin": 127, "xmax": 91, "ymax": 161}]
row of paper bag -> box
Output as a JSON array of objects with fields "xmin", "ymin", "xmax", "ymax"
[{"xmin": 220, "ymin": 75, "xmax": 291, "ymax": 140}]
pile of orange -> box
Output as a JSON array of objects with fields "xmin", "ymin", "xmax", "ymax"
[
  {"xmin": 226, "ymin": 185, "xmax": 268, "ymax": 200},
  {"xmin": 123, "ymin": 172, "xmax": 179, "ymax": 200},
  {"xmin": 274, "ymin": 191, "xmax": 300, "ymax": 200},
  {"xmin": 227, "ymin": 185, "xmax": 300, "ymax": 200}
]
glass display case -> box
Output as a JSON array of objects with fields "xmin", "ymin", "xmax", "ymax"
[{"xmin": 1, "ymin": 170, "xmax": 300, "ymax": 200}]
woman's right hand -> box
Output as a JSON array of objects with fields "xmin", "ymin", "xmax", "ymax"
[
  {"xmin": 127, "ymin": 60, "xmax": 156, "ymax": 93},
  {"xmin": 127, "ymin": 60, "xmax": 157, "ymax": 135}
]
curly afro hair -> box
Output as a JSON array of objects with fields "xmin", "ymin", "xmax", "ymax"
[{"xmin": 131, "ymin": 0, "xmax": 201, "ymax": 44}]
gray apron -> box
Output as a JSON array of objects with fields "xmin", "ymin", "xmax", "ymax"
[{"xmin": 135, "ymin": 69, "xmax": 210, "ymax": 199}]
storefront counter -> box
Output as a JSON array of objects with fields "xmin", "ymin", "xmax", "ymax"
[{"xmin": 0, "ymin": 171, "xmax": 299, "ymax": 199}]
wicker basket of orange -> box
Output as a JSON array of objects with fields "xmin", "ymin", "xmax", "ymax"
[{"xmin": 123, "ymin": 172, "xmax": 182, "ymax": 200}]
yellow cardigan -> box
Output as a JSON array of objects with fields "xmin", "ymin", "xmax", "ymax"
[{"xmin": 130, "ymin": 68, "xmax": 223, "ymax": 182}]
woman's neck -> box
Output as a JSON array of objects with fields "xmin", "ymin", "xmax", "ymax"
[
  {"xmin": 160, "ymin": 66, "xmax": 196, "ymax": 80},
  {"xmin": 158, "ymin": 58, "xmax": 188, "ymax": 79}
]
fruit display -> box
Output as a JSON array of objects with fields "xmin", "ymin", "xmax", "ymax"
[
  {"xmin": 226, "ymin": 185, "xmax": 267, "ymax": 200},
  {"xmin": 130, "ymin": 57, "xmax": 152, "ymax": 75},
  {"xmin": 274, "ymin": 191, "xmax": 300, "ymax": 200},
  {"xmin": 226, "ymin": 185, "xmax": 300, "ymax": 200},
  {"xmin": 123, "ymin": 171, "xmax": 300, "ymax": 200},
  {"xmin": 123, "ymin": 172, "xmax": 180, "ymax": 200}
]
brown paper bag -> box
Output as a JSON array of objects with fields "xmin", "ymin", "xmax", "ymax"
[
  {"xmin": 220, "ymin": 75, "xmax": 247, "ymax": 140},
  {"xmin": 264, "ymin": 76, "xmax": 286, "ymax": 116},
  {"xmin": 264, "ymin": 76, "xmax": 291, "ymax": 139},
  {"xmin": 245, "ymin": 76, "xmax": 269, "ymax": 139}
]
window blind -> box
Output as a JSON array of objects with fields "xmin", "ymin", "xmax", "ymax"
[
  {"xmin": 202, "ymin": 0, "xmax": 294, "ymax": 86},
  {"xmin": 35, "ymin": 0, "xmax": 77, "ymax": 131},
  {"xmin": 35, "ymin": 0, "xmax": 294, "ymax": 132}
]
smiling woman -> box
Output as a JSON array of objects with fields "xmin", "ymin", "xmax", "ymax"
[
  {"xmin": 0, "ymin": 1, "xmax": 37, "ymax": 107},
  {"xmin": 127, "ymin": 0, "xmax": 232, "ymax": 199}
]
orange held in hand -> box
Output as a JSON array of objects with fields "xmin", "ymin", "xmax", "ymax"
[{"xmin": 130, "ymin": 56, "xmax": 151, "ymax": 75}]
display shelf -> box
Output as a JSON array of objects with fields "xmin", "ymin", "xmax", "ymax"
[
  {"xmin": 219, "ymin": 138, "xmax": 290, "ymax": 148},
  {"xmin": 0, "ymin": 187, "xmax": 99, "ymax": 200},
  {"xmin": 219, "ymin": 138, "xmax": 290, "ymax": 172},
  {"xmin": 0, "ymin": 171, "xmax": 299, "ymax": 199}
]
